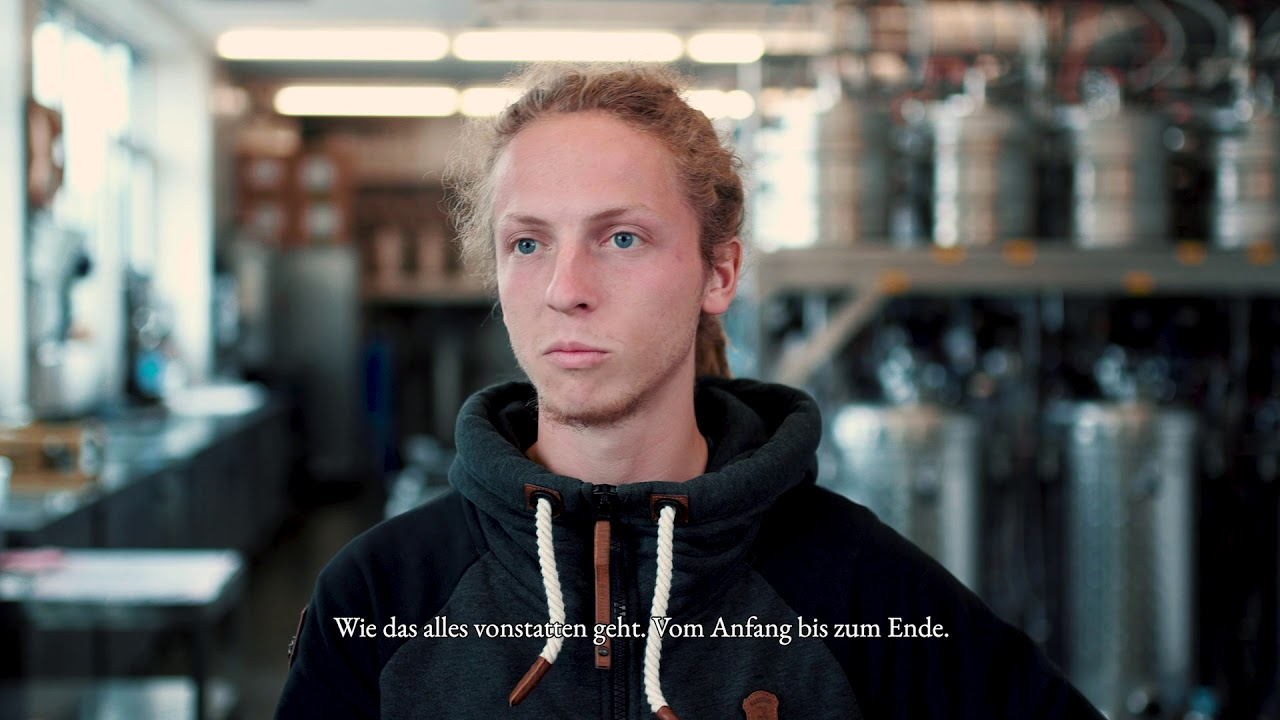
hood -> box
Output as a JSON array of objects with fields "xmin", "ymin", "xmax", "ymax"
[
  {"xmin": 448, "ymin": 376, "xmax": 823, "ymax": 617},
  {"xmin": 450, "ymin": 376, "xmax": 822, "ymax": 531}
]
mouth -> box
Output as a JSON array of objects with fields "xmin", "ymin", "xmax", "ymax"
[{"xmin": 544, "ymin": 342, "xmax": 609, "ymax": 369}]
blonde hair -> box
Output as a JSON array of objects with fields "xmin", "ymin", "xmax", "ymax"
[{"xmin": 445, "ymin": 63, "xmax": 744, "ymax": 377}]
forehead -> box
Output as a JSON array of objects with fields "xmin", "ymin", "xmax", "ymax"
[{"xmin": 491, "ymin": 111, "xmax": 686, "ymax": 213}]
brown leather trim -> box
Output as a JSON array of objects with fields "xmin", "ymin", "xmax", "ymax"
[
  {"xmin": 742, "ymin": 690, "xmax": 779, "ymax": 720},
  {"xmin": 649, "ymin": 494, "xmax": 690, "ymax": 523},
  {"xmin": 523, "ymin": 484, "xmax": 563, "ymax": 516},
  {"xmin": 508, "ymin": 656, "xmax": 552, "ymax": 706},
  {"xmin": 656, "ymin": 706, "xmax": 681, "ymax": 720},
  {"xmin": 593, "ymin": 518, "xmax": 612, "ymax": 669}
]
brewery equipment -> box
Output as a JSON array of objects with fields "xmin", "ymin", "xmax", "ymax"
[
  {"xmin": 1054, "ymin": 98, "xmax": 1171, "ymax": 248},
  {"xmin": 829, "ymin": 403, "xmax": 982, "ymax": 592},
  {"xmin": 1202, "ymin": 106, "xmax": 1280, "ymax": 250},
  {"xmin": 816, "ymin": 97, "xmax": 891, "ymax": 244},
  {"xmin": 1058, "ymin": 402, "xmax": 1196, "ymax": 718},
  {"xmin": 813, "ymin": 1, "xmax": 890, "ymax": 245},
  {"xmin": 270, "ymin": 244, "xmax": 366, "ymax": 485},
  {"xmin": 929, "ymin": 73, "xmax": 1036, "ymax": 247}
]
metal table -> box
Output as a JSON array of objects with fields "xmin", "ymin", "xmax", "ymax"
[{"xmin": 0, "ymin": 549, "xmax": 246, "ymax": 720}]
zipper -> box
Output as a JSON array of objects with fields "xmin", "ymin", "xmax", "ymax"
[
  {"xmin": 592, "ymin": 485, "xmax": 619, "ymax": 670},
  {"xmin": 611, "ymin": 530, "xmax": 629, "ymax": 720},
  {"xmin": 592, "ymin": 484, "xmax": 629, "ymax": 719}
]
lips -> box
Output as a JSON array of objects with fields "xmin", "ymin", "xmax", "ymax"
[
  {"xmin": 544, "ymin": 342, "xmax": 609, "ymax": 369},
  {"xmin": 546, "ymin": 341, "xmax": 605, "ymax": 353}
]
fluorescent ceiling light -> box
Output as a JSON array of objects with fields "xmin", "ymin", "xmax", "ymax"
[
  {"xmin": 453, "ymin": 30, "xmax": 682, "ymax": 62},
  {"xmin": 274, "ymin": 86, "xmax": 459, "ymax": 117},
  {"xmin": 686, "ymin": 89, "xmax": 756, "ymax": 120},
  {"xmin": 459, "ymin": 87, "xmax": 521, "ymax": 117},
  {"xmin": 217, "ymin": 28, "xmax": 448, "ymax": 62},
  {"xmin": 686, "ymin": 32, "xmax": 765, "ymax": 63}
]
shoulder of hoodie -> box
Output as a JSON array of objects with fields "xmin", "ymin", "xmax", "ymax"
[
  {"xmin": 314, "ymin": 489, "xmax": 485, "ymax": 617},
  {"xmin": 750, "ymin": 483, "xmax": 908, "ymax": 604},
  {"xmin": 750, "ymin": 481, "xmax": 989, "ymax": 636}
]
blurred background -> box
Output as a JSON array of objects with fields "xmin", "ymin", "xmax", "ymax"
[{"xmin": 0, "ymin": 0, "xmax": 1278, "ymax": 718}]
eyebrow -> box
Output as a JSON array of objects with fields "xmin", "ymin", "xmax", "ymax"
[{"xmin": 497, "ymin": 205, "xmax": 657, "ymax": 228}]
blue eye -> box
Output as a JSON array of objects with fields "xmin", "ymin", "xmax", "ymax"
[
  {"xmin": 516, "ymin": 238, "xmax": 539, "ymax": 255},
  {"xmin": 612, "ymin": 232, "xmax": 638, "ymax": 249}
]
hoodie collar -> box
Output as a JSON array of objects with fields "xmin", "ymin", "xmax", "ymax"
[{"xmin": 449, "ymin": 377, "xmax": 822, "ymax": 529}]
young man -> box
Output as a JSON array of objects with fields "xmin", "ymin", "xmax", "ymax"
[{"xmin": 276, "ymin": 64, "xmax": 1103, "ymax": 719}]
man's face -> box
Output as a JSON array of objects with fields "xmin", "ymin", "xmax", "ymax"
[{"xmin": 491, "ymin": 111, "xmax": 727, "ymax": 427}]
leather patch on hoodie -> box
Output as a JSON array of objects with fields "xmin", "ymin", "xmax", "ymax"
[
  {"xmin": 742, "ymin": 690, "xmax": 779, "ymax": 720},
  {"xmin": 649, "ymin": 494, "xmax": 690, "ymax": 523},
  {"xmin": 523, "ymin": 484, "xmax": 563, "ymax": 516}
]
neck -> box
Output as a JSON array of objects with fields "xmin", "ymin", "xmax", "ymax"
[{"xmin": 528, "ymin": 382, "xmax": 707, "ymax": 486}]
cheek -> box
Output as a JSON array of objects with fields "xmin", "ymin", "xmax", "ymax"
[
  {"xmin": 623, "ymin": 265, "xmax": 704, "ymax": 324},
  {"xmin": 496, "ymin": 283, "xmax": 530, "ymax": 340},
  {"xmin": 496, "ymin": 256, "xmax": 532, "ymax": 307}
]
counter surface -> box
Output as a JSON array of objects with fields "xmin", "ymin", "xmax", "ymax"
[{"xmin": 0, "ymin": 385, "xmax": 291, "ymax": 548}]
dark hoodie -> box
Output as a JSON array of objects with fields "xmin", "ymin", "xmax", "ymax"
[{"xmin": 276, "ymin": 378, "xmax": 1103, "ymax": 719}]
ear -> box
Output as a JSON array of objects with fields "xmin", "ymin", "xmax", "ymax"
[{"xmin": 701, "ymin": 237, "xmax": 742, "ymax": 315}]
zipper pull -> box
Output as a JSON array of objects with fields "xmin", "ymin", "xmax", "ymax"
[
  {"xmin": 592, "ymin": 484, "xmax": 618, "ymax": 669},
  {"xmin": 592, "ymin": 484, "xmax": 619, "ymax": 520}
]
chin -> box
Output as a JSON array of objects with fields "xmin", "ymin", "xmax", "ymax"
[{"xmin": 534, "ymin": 375, "xmax": 642, "ymax": 429}]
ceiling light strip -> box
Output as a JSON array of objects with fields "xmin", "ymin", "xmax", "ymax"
[
  {"xmin": 274, "ymin": 86, "xmax": 459, "ymax": 117},
  {"xmin": 272, "ymin": 84, "xmax": 755, "ymax": 119},
  {"xmin": 217, "ymin": 28, "xmax": 449, "ymax": 62},
  {"xmin": 217, "ymin": 27, "xmax": 780, "ymax": 64},
  {"xmin": 452, "ymin": 30, "xmax": 683, "ymax": 63}
]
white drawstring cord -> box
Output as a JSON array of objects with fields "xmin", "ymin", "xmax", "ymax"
[
  {"xmin": 535, "ymin": 496, "xmax": 567, "ymax": 663},
  {"xmin": 510, "ymin": 495, "xmax": 567, "ymax": 706},
  {"xmin": 644, "ymin": 504, "xmax": 677, "ymax": 716}
]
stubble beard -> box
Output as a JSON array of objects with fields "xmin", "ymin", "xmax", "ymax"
[
  {"xmin": 518, "ymin": 319, "xmax": 698, "ymax": 431},
  {"xmin": 537, "ymin": 381, "xmax": 647, "ymax": 430}
]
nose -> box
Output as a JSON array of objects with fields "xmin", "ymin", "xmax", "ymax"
[{"xmin": 544, "ymin": 242, "xmax": 597, "ymax": 314}]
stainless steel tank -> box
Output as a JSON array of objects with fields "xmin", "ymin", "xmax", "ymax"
[
  {"xmin": 930, "ymin": 100, "xmax": 1035, "ymax": 247},
  {"xmin": 816, "ymin": 97, "xmax": 891, "ymax": 243},
  {"xmin": 1058, "ymin": 402, "xmax": 1196, "ymax": 718},
  {"xmin": 1056, "ymin": 106, "xmax": 1171, "ymax": 248},
  {"xmin": 829, "ymin": 404, "xmax": 981, "ymax": 592},
  {"xmin": 1204, "ymin": 108, "xmax": 1280, "ymax": 250}
]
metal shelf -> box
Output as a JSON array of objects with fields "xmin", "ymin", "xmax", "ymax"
[
  {"xmin": 754, "ymin": 242, "xmax": 1280, "ymax": 386},
  {"xmin": 755, "ymin": 243, "xmax": 1280, "ymax": 299}
]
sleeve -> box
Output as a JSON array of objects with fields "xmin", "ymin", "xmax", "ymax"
[
  {"xmin": 839, "ymin": 515, "xmax": 1108, "ymax": 720},
  {"xmin": 752, "ymin": 487, "xmax": 1107, "ymax": 719},
  {"xmin": 274, "ymin": 554, "xmax": 384, "ymax": 719}
]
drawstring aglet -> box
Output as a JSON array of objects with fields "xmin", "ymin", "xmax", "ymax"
[
  {"xmin": 509, "ymin": 656, "xmax": 552, "ymax": 706},
  {"xmin": 656, "ymin": 706, "xmax": 681, "ymax": 720}
]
